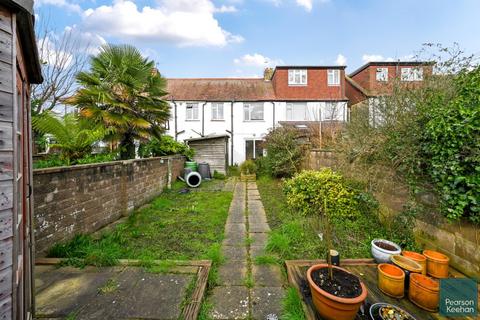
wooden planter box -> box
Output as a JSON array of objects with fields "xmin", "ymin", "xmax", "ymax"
[{"xmin": 240, "ymin": 173, "xmax": 256, "ymax": 181}]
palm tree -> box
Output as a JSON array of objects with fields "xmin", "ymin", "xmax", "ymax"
[
  {"xmin": 66, "ymin": 44, "xmax": 170, "ymax": 159},
  {"xmin": 32, "ymin": 112, "xmax": 106, "ymax": 162}
]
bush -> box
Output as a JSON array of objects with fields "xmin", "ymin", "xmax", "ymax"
[
  {"xmin": 33, "ymin": 152, "xmax": 119, "ymax": 169},
  {"xmin": 240, "ymin": 160, "xmax": 257, "ymax": 175},
  {"xmin": 263, "ymin": 126, "xmax": 307, "ymax": 177},
  {"xmin": 138, "ymin": 135, "xmax": 194, "ymax": 159},
  {"xmin": 283, "ymin": 169, "xmax": 361, "ymax": 219},
  {"xmin": 213, "ymin": 170, "xmax": 226, "ymax": 180}
]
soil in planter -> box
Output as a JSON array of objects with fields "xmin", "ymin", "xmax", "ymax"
[
  {"xmin": 375, "ymin": 241, "xmax": 397, "ymax": 251},
  {"xmin": 311, "ymin": 268, "xmax": 362, "ymax": 298}
]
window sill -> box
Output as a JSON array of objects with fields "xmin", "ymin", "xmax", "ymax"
[
  {"xmin": 327, "ymin": 84, "xmax": 340, "ymax": 87},
  {"xmin": 244, "ymin": 120, "xmax": 265, "ymax": 122},
  {"xmin": 185, "ymin": 119, "xmax": 200, "ymax": 122},
  {"xmin": 211, "ymin": 119, "xmax": 225, "ymax": 122},
  {"xmin": 288, "ymin": 84, "xmax": 308, "ymax": 87}
]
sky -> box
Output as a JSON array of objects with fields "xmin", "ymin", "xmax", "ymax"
[{"xmin": 34, "ymin": 0, "xmax": 480, "ymax": 78}]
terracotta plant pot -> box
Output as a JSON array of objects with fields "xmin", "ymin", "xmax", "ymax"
[
  {"xmin": 423, "ymin": 250, "xmax": 450, "ymax": 278},
  {"xmin": 402, "ymin": 251, "xmax": 427, "ymax": 275},
  {"xmin": 307, "ymin": 264, "xmax": 368, "ymax": 320},
  {"xmin": 390, "ymin": 255, "xmax": 422, "ymax": 291},
  {"xmin": 377, "ymin": 263, "xmax": 405, "ymax": 298},
  {"xmin": 409, "ymin": 273, "xmax": 440, "ymax": 312}
]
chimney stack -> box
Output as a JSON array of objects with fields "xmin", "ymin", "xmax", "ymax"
[{"xmin": 263, "ymin": 67, "xmax": 274, "ymax": 81}]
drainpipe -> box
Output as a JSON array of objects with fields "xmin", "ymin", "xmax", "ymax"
[
  {"xmin": 171, "ymin": 99, "xmax": 178, "ymax": 141},
  {"xmin": 230, "ymin": 100, "xmax": 235, "ymax": 165},
  {"xmin": 270, "ymin": 101, "xmax": 275, "ymax": 128},
  {"xmin": 201, "ymin": 101, "xmax": 207, "ymax": 136}
]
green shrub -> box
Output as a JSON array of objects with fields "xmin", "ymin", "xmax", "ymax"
[
  {"xmin": 228, "ymin": 165, "xmax": 240, "ymax": 176},
  {"xmin": 138, "ymin": 135, "xmax": 194, "ymax": 159},
  {"xmin": 239, "ymin": 160, "xmax": 257, "ymax": 175},
  {"xmin": 254, "ymin": 156, "xmax": 270, "ymax": 177},
  {"xmin": 33, "ymin": 152, "xmax": 119, "ymax": 169},
  {"xmin": 283, "ymin": 169, "xmax": 360, "ymax": 219},
  {"xmin": 213, "ymin": 170, "xmax": 226, "ymax": 180},
  {"xmin": 263, "ymin": 126, "xmax": 307, "ymax": 177}
]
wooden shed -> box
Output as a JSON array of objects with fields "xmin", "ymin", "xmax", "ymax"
[
  {"xmin": 0, "ymin": 0, "xmax": 42, "ymax": 319},
  {"xmin": 185, "ymin": 135, "xmax": 230, "ymax": 175}
]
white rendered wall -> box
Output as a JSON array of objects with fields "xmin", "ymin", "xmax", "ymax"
[{"xmin": 167, "ymin": 100, "xmax": 348, "ymax": 164}]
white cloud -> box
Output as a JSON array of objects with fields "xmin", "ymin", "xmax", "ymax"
[
  {"xmin": 82, "ymin": 0, "xmax": 243, "ymax": 47},
  {"xmin": 335, "ymin": 54, "xmax": 347, "ymax": 66},
  {"xmin": 234, "ymin": 53, "xmax": 284, "ymax": 67},
  {"xmin": 215, "ymin": 5, "xmax": 237, "ymax": 13},
  {"xmin": 296, "ymin": 0, "xmax": 313, "ymax": 11},
  {"xmin": 362, "ymin": 54, "xmax": 416, "ymax": 63},
  {"xmin": 35, "ymin": 0, "xmax": 82, "ymax": 13}
]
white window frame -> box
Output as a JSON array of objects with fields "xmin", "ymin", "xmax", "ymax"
[
  {"xmin": 286, "ymin": 103, "xmax": 307, "ymax": 121},
  {"xmin": 323, "ymin": 102, "xmax": 337, "ymax": 121},
  {"xmin": 327, "ymin": 69, "xmax": 340, "ymax": 86},
  {"xmin": 376, "ymin": 67, "xmax": 388, "ymax": 82},
  {"xmin": 244, "ymin": 103, "xmax": 264, "ymax": 121},
  {"xmin": 288, "ymin": 69, "xmax": 308, "ymax": 86},
  {"xmin": 186, "ymin": 103, "xmax": 199, "ymax": 121},
  {"xmin": 401, "ymin": 67, "xmax": 423, "ymax": 81},
  {"xmin": 211, "ymin": 102, "xmax": 224, "ymax": 120}
]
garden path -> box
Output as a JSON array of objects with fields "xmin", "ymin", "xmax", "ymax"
[{"xmin": 210, "ymin": 181, "xmax": 284, "ymax": 319}]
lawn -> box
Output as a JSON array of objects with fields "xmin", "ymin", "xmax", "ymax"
[
  {"xmin": 48, "ymin": 180, "xmax": 233, "ymax": 267},
  {"xmin": 256, "ymin": 176, "xmax": 418, "ymax": 261}
]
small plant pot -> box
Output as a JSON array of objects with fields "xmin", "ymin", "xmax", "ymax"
[
  {"xmin": 409, "ymin": 273, "xmax": 440, "ymax": 312},
  {"xmin": 423, "ymin": 250, "xmax": 450, "ymax": 278},
  {"xmin": 240, "ymin": 173, "xmax": 256, "ymax": 181},
  {"xmin": 402, "ymin": 251, "xmax": 427, "ymax": 275},
  {"xmin": 390, "ymin": 255, "xmax": 422, "ymax": 292},
  {"xmin": 307, "ymin": 264, "xmax": 368, "ymax": 320},
  {"xmin": 377, "ymin": 263, "xmax": 405, "ymax": 298},
  {"xmin": 371, "ymin": 239, "xmax": 401, "ymax": 263}
]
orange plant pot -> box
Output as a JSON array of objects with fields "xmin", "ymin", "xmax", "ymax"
[
  {"xmin": 402, "ymin": 251, "xmax": 427, "ymax": 275},
  {"xmin": 423, "ymin": 250, "xmax": 450, "ymax": 278},
  {"xmin": 307, "ymin": 264, "xmax": 368, "ymax": 320},
  {"xmin": 409, "ymin": 273, "xmax": 440, "ymax": 312},
  {"xmin": 377, "ymin": 263, "xmax": 405, "ymax": 298}
]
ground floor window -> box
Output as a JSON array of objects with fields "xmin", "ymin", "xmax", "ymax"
[{"xmin": 245, "ymin": 139, "xmax": 265, "ymax": 160}]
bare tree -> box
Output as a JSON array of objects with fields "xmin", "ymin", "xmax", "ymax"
[{"xmin": 32, "ymin": 14, "xmax": 92, "ymax": 115}]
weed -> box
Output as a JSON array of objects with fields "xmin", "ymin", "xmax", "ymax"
[
  {"xmin": 198, "ymin": 301, "xmax": 213, "ymax": 320},
  {"xmin": 146, "ymin": 260, "xmax": 176, "ymax": 274},
  {"xmin": 98, "ymin": 278, "xmax": 119, "ymax": 295},
  {"xmin": 254, "ymin": 254, "xmax": 279, "ymax": 265},
  {"xmin": 243, "ymin": 274, "xmax": 254, "ymax": 288},
  {"xmin": 281, "ymin": 287, "xmax": 306, "ymax": 320}
]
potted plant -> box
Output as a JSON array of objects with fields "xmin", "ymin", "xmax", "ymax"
[
  {"xmin": 371, "ymin": 238, "xmax": 401, "ymax": 263},
  {"xmin": 239, "ymin": 159, "xmax": 257, "ymax": 181},
  {"xmin": 284, "ymin": 170, "xmax": 368, "ymax": 320}
]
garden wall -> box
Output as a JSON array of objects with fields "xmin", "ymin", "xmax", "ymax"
[
  {"xmin": 33, "ymin": 156, "xmax": 185, "ymax": 255},
  {"xmin": 303, "ymin": 149, "xmax": 337, "ymax": 170}
]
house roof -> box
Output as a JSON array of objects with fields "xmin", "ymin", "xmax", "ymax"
[
  {"xmin": 345, "ymin": 76, "xmax": 371, "ymax": 97},
  {"xmin": 165, "ymin": 78, "xmax": 276, "ymax": 101},
  {"xmin": 184, "ymin": 134, "xmax": 230, "ymax": 142},
  {"xmin": 349, "ymin": 61, "xmax": 434, "ymax": 78}
]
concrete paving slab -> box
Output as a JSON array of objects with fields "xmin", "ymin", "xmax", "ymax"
[
  {"xmin": 250, "ymin": 245, "xmax": 266, "ymax": 259},
  {"xmin": 251, "ymin": 287, "xmax": 285, "ymax": 320},
  {"xmin": 247, "ymin": 182, "xmax": 257, "ymax": 190},
  {"xmin": 249, "ymin": 223, "xmax": 271, "ymax": 233},
  {"xmin": 210, "ymin": 286, "xmax": 250, "ymax": 319},
  {"xmin": 225, "ymin": 223, "xmax": 246, "ymax": 235},
  {"xmin": 252, "ymin": 265, "xmax": 283, "ymax": 287},
  {"xmin": 222, "ymin": 245, "xmax": 247, "ymax": 261},
  {"xmin": 249, "ymin": 233, "xmax": 268, "ymax": 247},
  {"xmin": 218, "ymin": 261, "xmax": 248, "ymax": 286}
]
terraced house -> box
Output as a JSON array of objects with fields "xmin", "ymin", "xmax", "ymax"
[
  {"xmin": 165, "ymin": 66, "xmax": 348, "ymax": 164},
  {"xmin": 166, "ymin": 61, "xmax": 432, "ymax": 164}
]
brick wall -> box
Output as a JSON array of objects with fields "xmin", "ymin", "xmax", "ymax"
[{"xmin": 33, "ymin": 156, "xmax": 185, "ymax": 254}]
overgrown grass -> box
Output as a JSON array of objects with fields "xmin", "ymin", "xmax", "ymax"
[
  {"xmin": 281, "ymin": 287, "xmax": 306, "ymax": 320},
  {"xmin": 257, "ymin": 176, "xmax": 418, "ymax": 261},
  {"xmin": 48, "ymin": 180, "xmax": 233, "ymax": 266}
]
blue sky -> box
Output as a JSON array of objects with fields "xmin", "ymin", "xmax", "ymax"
[{"xmin": 34, "ymin": 0, "xmax": 480, "ymax": 78}]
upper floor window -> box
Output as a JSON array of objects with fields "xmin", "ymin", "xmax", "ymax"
[
  {"xmin": 401, "ymin": 67, "xmax": 423, "ymax": 81},
  {"xmin": 327, "ymin": 69, "xmax": 340, "ymax": 86},
  {"xmin": 376, "ymin": 68, "xmax": 388, "ymax": 82},
  {"xmin": 244, "ymin": 103, "xmax": 264, "ymax": 121},
  {"xmin": 288, "ymin": 69, "xmax": 307, "ymax": 85},
  {"xmin": 286, "ymin": 103, "xmax": 307, "ymax": 121},
  {"xmin": 211, "ymin": 102, "xmax": 224, "ymax": 120},
  {"xmin": 186, "ymin": 103, "xmax": 199, "ymax": 120}
]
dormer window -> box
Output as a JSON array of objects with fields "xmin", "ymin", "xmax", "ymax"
[
  {"xmin": 401, "ymin": 67, "xmax": 423, "ymax": 81},
  {"xmin": 327, "ymin": 69, "xmax": 340, "ymax": 86},
  {"xmin": 288, "ymin": 69, "xmax": 307, "ymax": 85},
  {"xmin": 376, "ymin": 68, "xmax": 388, "ymax": 82}
]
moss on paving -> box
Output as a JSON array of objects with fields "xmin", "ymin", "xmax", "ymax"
[{"xmin": 48, "ymin": 180, "xmax": 233, "ymax": 267}]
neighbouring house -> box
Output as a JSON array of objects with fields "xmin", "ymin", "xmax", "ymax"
[
  {"xmin": 165, "ymin": 66, "xmax": 348, "ymax": 164},
  {"xmin": 0, "ymin": 0, "xmax": 43, "ymax": 319},
  {"xmin": 345, "ymin": 61, "xmax": 434, "ymax": 125}
]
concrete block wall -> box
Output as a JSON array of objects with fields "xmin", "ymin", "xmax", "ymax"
[{"xmin": 33, "ymin": 156, "xmax": 185, "ymax": 254}]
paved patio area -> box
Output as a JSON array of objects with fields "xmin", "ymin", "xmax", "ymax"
[{"xmin": 35, "ymin": 264, "xmax": 198, "ymax": 319}]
